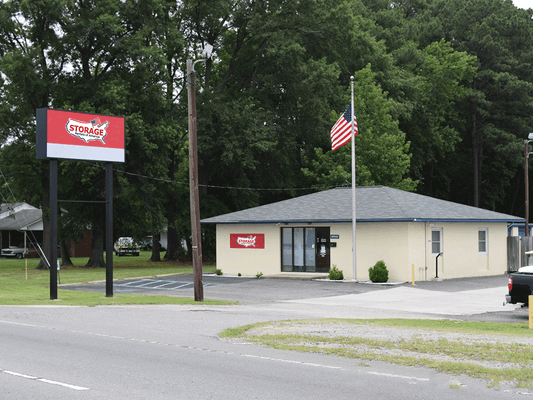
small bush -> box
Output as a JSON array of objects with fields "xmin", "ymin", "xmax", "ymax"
[
  {"xmin": 215, "ymin": 268, "xmax": 223, "ymax": 276},
  {"xmin": 328, "ymin": 265, "xmax": 344, "ymax": 280},
  {"xmin": 238, "ymin": 273, "xmax": 241, "ymax": 277},
  {"xmin": 369, "ymin": 260, "xmax": 388, "ymax": 283},
  {"xmin": 256, "ymin": 271, "xmax": 263, "ymax": 278}
]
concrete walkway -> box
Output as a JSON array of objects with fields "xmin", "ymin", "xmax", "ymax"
[{"xmin": 287, "ymin": 285, "xmax": 511, "ymax": 316}]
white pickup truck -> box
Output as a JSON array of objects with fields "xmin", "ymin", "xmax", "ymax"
[{"xmin": 114, "ymin": 237, "xmax": 141, "ymax": 256}]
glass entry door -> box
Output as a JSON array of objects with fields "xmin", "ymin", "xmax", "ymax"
[{"xmin": 281, "ymin": 227, "xmax": 329, "ymax": 272}]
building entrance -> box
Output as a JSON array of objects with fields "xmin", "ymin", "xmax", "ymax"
[
  {"xmin": 281, "ymin": 227, "xmax": 330, "ymax": 272},
  {"xmin": 315, "ymin": 227, "xmax": 330, "ymax": 273}
]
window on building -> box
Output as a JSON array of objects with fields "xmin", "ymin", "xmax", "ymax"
[
  {"xmin": 479, "ymin": 228, "xmax": 488, "ymax": 254},
  {"xmin": 431, "ymin": 228, "xmax": 442, "ymax": 255}
]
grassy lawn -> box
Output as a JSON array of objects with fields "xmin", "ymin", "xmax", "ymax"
[{"xmin": 0, "ymin": 251, "xmax": 232, "ymax": 306}]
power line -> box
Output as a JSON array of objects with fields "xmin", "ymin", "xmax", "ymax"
[{"xmin": 84, "ymin": 161, "xmax": 336, "ymax": 192}]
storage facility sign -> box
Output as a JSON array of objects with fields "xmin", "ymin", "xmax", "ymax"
[
  {"xmin": 230, "ymin": 234, "xmax": 265, "ymax": 249},
  {"xmin": 36, "ymin": 108, "xmax": 125, "ymax": 163}
]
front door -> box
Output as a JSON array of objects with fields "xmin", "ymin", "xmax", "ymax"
[
  {"xmin": 315, "ymin": 227, "xmax": 330, "ymax": 273},
  {"xmin": 281, "ymin": 227, "xmax": 330, "ymax": 272}
]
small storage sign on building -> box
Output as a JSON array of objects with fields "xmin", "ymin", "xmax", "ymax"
[{"xmin": 201, "ymin": 186, "xmax": 524, "ymax": 282}]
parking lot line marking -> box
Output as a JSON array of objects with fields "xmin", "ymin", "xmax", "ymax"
[
  {"xmin": 115, "ymin": 279, "xmax": 152, "ymax": 286},
  {"xmin": 135, "ymin": 280, "xmax": 166, "ymax": 287},
  {"xmin": 109, "ymin": 278, "xmax": 224, "ymax": 290},
  {"xmin": 153, "ymin": 281, "xmax": 178, "ymax": 288},
  {"xmin": 172, "ymin": 282, "xmax": 194, "ymax": 289}
]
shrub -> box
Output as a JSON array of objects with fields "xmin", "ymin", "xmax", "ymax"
[
  {"xmin": 369, "ymin": 260, "xmax": 388, "ymax": 283},
  {"xmin": 215, "ymin": 268, "xmax": 223, "ymax": 276},
  {"xmin": 328, "ymin": 265, "xmax": 344, "ymax": 280},
  {"xmin": 256, "ymin": 271, "xmax": 263, "ymax": 278}
]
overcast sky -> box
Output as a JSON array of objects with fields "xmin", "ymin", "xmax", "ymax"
[{"xmin": 514, "ymin": 0, "xmax": 533, "ymax": 9}]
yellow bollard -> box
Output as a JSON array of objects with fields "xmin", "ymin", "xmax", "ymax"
[
  {"xmin": 412, "ymin": 264, "xmax": 416, "ymax": 286},
  {"xmin": 530, "ymin": 296, "xmax": 533, "ymax": 329}
]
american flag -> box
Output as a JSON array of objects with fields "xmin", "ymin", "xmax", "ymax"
[
  {"xmin": 91, "ymin": 117, "xmax": 102, "ymax": 126},
  {"xmin": 330, "ymin": 103, "xmax": 358, "ymax": 151}
]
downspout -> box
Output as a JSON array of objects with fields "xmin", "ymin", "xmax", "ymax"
[
  {"xmin": 435, "ymin": 252, "xmax": 443, "ymax": 279},
  {"xmin": 425, "ymin": 222, "xmax": 428, "ymax": 281}
]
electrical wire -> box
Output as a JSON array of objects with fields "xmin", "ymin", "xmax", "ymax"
[
  {"xmin": 0, "ymin": 159, "xmax": 340, "ymax": 271},
  {"xmin": 83, "ymin": 161, "xmax": 337, "ymax": 192}
]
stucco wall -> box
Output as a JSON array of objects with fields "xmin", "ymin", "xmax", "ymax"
[
  {"xmin": 418, "ymin": 222, "xmax": 507, "ymax": 280},
  {"xmin": 215, "ymin": 224, "xmax": 281, "ymax": 276},
  {"xmin": 215, "ymin": 221, "xmax": 508, "ymax": 281},
  {"xmin": 351, "ymin": 222, "xmax": 507, "ymax": 282}
]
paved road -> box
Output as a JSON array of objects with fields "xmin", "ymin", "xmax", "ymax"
[{"xmin": 1, "ymin": 274, "xmax": 531, "ymax": 399}]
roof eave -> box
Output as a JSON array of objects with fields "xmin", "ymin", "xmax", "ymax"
[{"xmin": 201, "ymin": 218, "xmax": 526, "ymax": 225}]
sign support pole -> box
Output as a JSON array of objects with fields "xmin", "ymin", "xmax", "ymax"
[
  {"xmin": 106, "ymin": 163, "xmax": 113, "ymax": 297},
  {"xmin": 50, "ymin": 159, "xmax": 58, "ymax": 300},
  {"xmin": 38, "ymin": 108, "xmax": 124, "ymax": 301}
]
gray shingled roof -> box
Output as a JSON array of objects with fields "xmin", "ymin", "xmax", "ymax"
[
  {"xmin": 0, "ymin": 203, "xmax": 25, "ymax": 214},
  {"xmin": 0, "ymin": 209, "xmax": 42, "ymax": 230},
  {"xmin": 201, "ymin": 186, "xmax": 525, "ymax": 224}
]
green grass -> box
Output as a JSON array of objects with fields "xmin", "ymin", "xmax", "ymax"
[
  {"xmin": 0, "ymin": 251, "xmax": 233, "ymax": 306},
  {"xmin": 221, "ymin": 318, "xmax": 533, "ymax": 389}
]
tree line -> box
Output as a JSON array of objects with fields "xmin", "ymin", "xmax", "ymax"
[{"xmin": 0, "ymin": 0, "xmax": 532, "ymax": 266}]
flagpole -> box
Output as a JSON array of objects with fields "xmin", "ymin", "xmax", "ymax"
[{"xmin": 350, "ymin": 76, "xmax": 356, "ymax": 281}]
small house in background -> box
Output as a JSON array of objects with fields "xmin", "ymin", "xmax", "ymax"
[
  {"xmin": 0, "ymin": 203, "xmax": 43, "ymax": 252},
  {"xmin": 0, "ymin": 203, "xmax": 92, "ymax": 258},
  {"xmin": 201, "ymin": 186, "xmax": 525, "ymax": 282}
]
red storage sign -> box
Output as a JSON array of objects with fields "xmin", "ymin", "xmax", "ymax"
[
  {"xmin": 36, "ymin": 108, "xmax": 125, "ymax": 163},
  {"xmin": 230, "ymin": 234, "xmax": 265, "ymax": 249}
]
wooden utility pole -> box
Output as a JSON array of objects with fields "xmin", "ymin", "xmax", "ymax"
[
  {"xmin": 187, "ymin": 59, "xmax": 204, "ymax": 302},
  {"xmin": 526, "ymin": 140, "xmax": 529, "ymax": 237}
]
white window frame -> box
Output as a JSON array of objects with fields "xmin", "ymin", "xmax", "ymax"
[
  {"xmin": 431, "ymin": 228, "xmax": 442, "ymax": 256},
  {"xmin": 478, "ymin": 228, "xmax": 488, "ymax": 254}
]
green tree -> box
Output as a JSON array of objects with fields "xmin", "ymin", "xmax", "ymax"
[
  {"xmin": 393, "ymin": 40, "xmax": 476, "ymax": 197},
  {"xmin": 428, "ymin": 0, "xmax": 533, "ymax": 210},
  {"xmin": 190, "ymin": 0, "xmax": 384, "ymax": 211},
  {"xmin": 0, "ymin": 0, "xmax": 175, "ymax": 267},
  {"xmin": 362, "ymin": 0, "xmax": 533, "ymax": 215},
  {"xmin": 302, "ymin": 65, "xmax": 416, "ymax": 191},
  {"xmin": 0, "ymin": 0, "xmax": 70, "ymax": 268}
]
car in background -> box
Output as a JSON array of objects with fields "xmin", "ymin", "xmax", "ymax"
[
  {"xmin": 138, "ymin": 236, "xmax": 166, "ymax": 252},
  {"xmin": 1, "ymin": 244, "xmax": 28, "ymax": 259},
  {"xmin": 138, "ymin": 236, "xmax": 153, "ymax": 251},
  {"xmin": 114, "ymin": 237, "xmax": 141, "ymax": 256},
  {"xmin": 505, "ymin": 265, "xmax": 533, "ymax": 307}
]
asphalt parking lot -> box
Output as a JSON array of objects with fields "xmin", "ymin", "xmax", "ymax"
[
  {"xmin": 63, "ymin": 273, "xmax": 509, "ymax": 297},
  {"xmin": 62, "ymin": 273, "xmax": 424, "ymax": 301}
]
